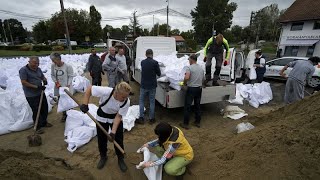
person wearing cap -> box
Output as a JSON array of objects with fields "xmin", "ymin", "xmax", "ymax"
[
  {"xmin": 203, "ymin": 33, "xmax": 230, "ymax": 86},
  {"xmin": 136, "ymin": 49, "xmax": 161, "ymax": 125},
  {"xmin": 280, "ymin": 56, "xmax": 320, "ymax": 104},
  {"xmin": 19, "ymin": 56, "xmax": 52, "ymax": 134},
  {"xmin": 140, "ymin": 122, "xmax": 193, "ymax": 179},
  {"xmin": 253, "ymin": 50, "xmax": 266, "ymax": 83},
  {"xmin": 50, "ymin": 52, "xmax": 75, "ymax": 122},
  {"xmin": 79, "ymin": 82, "xmax": 131, "ymax": 172},
  {"xmin": 88, "ymin": 48, "xmax": 104, "ymax": 86},
  {"xmin": 180, "ymin": 54, "xmax": 204, "ymax": 129}
]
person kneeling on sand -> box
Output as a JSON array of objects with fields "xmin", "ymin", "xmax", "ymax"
[
  {"xmin": 140, "ymin": 122, "xmax": 193, "ymax": 179},
  {"xmin": 79, "ymin": 82, "xmax": 131, "ymax": 172}
]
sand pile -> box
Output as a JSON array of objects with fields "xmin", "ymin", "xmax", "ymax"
[
  {"xmin": 194, "ymin": 92, "xmax": 320, "ymax": 179},
  {"xmin": 0, "ymin": 149, "xmax": 93, "ymax": 180}
]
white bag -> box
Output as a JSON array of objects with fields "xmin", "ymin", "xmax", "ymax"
[
  {"xmin": 122, "ymin": 105, "xmax": 143, "ymax": 131},
  {"xmin": 236, "ymin": 122, "xmax": 255, "ymax": 133},
  {"xmin": 136, "ymin": 147, "xmax": 163, "ymax": 180},
  {"xmin": 57, "ymin": 87, "xmax": 78, "ymax": 112},
  {"xmin": 248, "ymin": 68, "xmax": 257, "ymax": 80},
  {"xmin": 65, "ymin": 126, "xmax": 96, "ymax": 153},
  {"xmin": 72, "ymin": 75, "xmax": 91, "ymax": 93}
]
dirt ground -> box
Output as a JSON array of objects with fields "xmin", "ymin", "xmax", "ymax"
[{"xmin": 0, "ymin": 74, "xmax": 319, "ymax": 180}]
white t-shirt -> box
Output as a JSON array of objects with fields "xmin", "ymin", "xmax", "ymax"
[{"xmin": 92, "ymin": 86, "xmax": 130, "ymax": 123}]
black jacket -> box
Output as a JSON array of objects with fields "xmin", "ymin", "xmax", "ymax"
[{"xmin": 141, "ymin": 57, "xmax": 161, "ymax": 89}]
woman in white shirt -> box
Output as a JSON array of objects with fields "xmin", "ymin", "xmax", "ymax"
[{"xmin": 80, "ymin": 82, "xmax": 131, "ymax": 172}]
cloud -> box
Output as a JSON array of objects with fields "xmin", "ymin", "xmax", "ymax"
[{"xmin": 0, "ymin": 0, "xmax": 295, "ymax": 32}]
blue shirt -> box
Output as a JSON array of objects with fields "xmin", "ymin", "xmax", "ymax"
[
  {"xmin": 19, "ymin": 65, "xmax": 44, "ymax": 97},
  {"xmin": 140, "ymin": 57, "xmax": 161, "ymax": 89}
]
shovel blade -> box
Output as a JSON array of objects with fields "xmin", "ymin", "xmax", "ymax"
[{"xmin": 27, "ymin": 135, "xmax": 42, "ymax": 147}]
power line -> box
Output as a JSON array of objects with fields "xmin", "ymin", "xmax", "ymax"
[{"xmin": 0, "ymin": 9, "xmax": 49, "ymax": 20}]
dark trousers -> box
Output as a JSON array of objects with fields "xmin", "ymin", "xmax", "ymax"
[
  {"xmin": 92, "ymin": 73, "xmax": 102, "ymax": 86},
  {"xmin": 256, "ymin": 73, "xmax": 264, "ymax": 83},
  {"xmin": 205, "ymin": 53, "xmax": 223, "ymax": 81},
  {"xmin": 26, "ymin": 95, "xmax": 48, "ymax": 129},
  {"xmin": 96, "ymin": 121, "xmax": 124, "ymax": 159},
  {"xmin": 184, "ymin": 87, "xmax": 202, "ymax": 125}
]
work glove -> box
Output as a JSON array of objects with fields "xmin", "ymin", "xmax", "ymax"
[
  {"xmin": 80, "ymin": 104, "xmax": 89, "ymax": 113},
  {"xmin": 55, "ymin": 82, "xmax": 61, "ymax": 88},
  {"xmin": 37, "ymin": 85, "xmax": 46, "ymax": 91},
  {"xmin": 43, "ymin": 80, "xmax": 48, "ymax": 85},
  {"xmin": 223, "ymin": 60, "xmax": 228, "ymax": 66},
  {"xmin": 109, "ymin": 132, "xmax": 115, "ymax": 142},
  {"xmin": 203, "ymin": 56, "xmax": 207, "ymax": 62},
  {"xmin": 179, "ymin": 81, "xmax": 184, "ymax": 86}
]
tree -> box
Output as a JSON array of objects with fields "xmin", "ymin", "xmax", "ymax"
[
  {"xmin": 3, "ymin": 18, "xmax": 27, "ymax": 43},
  {"xmin": 88, "ymin": 5, "xmax": 102, "ymax": 42},
  {"xmin": 171, "ymin": 29, "xmax": 180, "ymax": 35},
  {"xmin": 129, "ymin": 11, "xmax": 142, "ymax": 37},
  {"xmin": 230, "ymin": 25, "xmax": 243, "ymax": 43},
  {"xmin": 33, "ymin": 20, "xmax": 49, "ymax": 43},
  {"xmin": 191, "ymin": 0, "xmax": 237, "ymax": 43},
  {"xmin": 151, "ymin": 23, "xmax": 170, "ymax": 36},
  {"xmin": 121, "ymin": 25, "xmax": 130, "ymax": 36},
  {"xmin": 180, "ymin": 30, "xmax": 195, "ymax": 40}
]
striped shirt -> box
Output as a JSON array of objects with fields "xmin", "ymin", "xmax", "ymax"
[{"xmin": 147, "ymin": 139, "xmax": 180, "ymax": 166}]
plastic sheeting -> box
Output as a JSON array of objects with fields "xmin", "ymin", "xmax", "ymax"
[
  {"xmin": 136, "ymin": 147, "xmax": 163, "ymax": 180},
  {"xmin": 228, "ymin": 82, "xmax": 273, "ymax": 108}
]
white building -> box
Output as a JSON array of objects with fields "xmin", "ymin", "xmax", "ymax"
[{"xmin": 278, "ymin": 0, "xmax": 320, "ymax": 57}]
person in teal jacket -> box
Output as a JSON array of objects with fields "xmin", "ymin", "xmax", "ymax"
[{"xmin": 203, "ymin": 33, "xmax": 230, "ymax": 86}]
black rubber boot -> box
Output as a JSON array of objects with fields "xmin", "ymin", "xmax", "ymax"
[
  {"xmin": 97, "ymin": 156, "xmax": 107, "ymax": 169},
  {"xmin": 118, "ymin": 158, "xmax": 127, "ymax": 172}
]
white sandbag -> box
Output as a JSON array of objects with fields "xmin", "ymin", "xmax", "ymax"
[
  {"xmin": 248, "ymin": 68, "xmax": 257, "ymax": 80},
  {"xmin": 72, "ymin": 75, "xmax": 91, "ymax": 93},
  {"xmin": 65, "ymin": 126, "xmax": 96, "ymax": 153},
  {"xmin": 57, "ymin": 87, "xmax": 78, "ymax": 112},
  {"xmin": 228, "ymin": 85, "xmax": 244, "ymax": 105},
  {"xmin": 64, "ymin": 110, "xmax": 85, "ymax": 136},
  {"xmin": 157, "ymin": 76, "xmax": 169, "ymax": 83},
  {"xmin": 0, "ymin": 70, "xmax": 8, "ymax": 88},
  {"xmin": 122, "ymin": 105, "xmax": 142, "ymax": 131},
  {"xmin": 223, "ymin": 106, "xmax": 248, "ymax": 120},
  {"xmin": 236, "ymin": 122, "xmax": 255, "ymax": 133},
  {"xmin": 136, "ymin": 147, "xmax": 163, "ymax": 180}
]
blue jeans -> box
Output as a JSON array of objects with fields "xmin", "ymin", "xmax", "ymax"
[{"xmin": 139, "ymin": 88, "xmax": 156, "ymax": 119}]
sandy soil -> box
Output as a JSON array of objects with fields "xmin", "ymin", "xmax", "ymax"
[{"xmin": 1, "ymin": 74, "xmax": 319, "ymax": 180}]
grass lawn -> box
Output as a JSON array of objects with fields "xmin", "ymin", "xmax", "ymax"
[{"xmin": 0, "ymin": 48, "xmax": 106, "ymax": 57}]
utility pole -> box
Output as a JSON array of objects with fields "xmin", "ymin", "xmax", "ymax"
[
  {"xmin": 60, "ymin": 0, "xmax": 71, "ymax": 53},
  {"xmin": 246, "ymin": 11, "xmax": 255, "ymax": 51},
  {"xmin": 157, "ymin": 23, "xmax": 160, "ymax": 36},
  {"xmin": 152, "ymin": 15, "xmax": 155, "ymax": 36},
  {"xmin": 133, "ymin": 10, "xmax": 137, "ymax": 37},
  {"xmin": 166, "ymin": 0, "xmax": 169, "ymax": 37},
  {"xmin": 1, "ymin": 20, "xmax": 7, "ymax": 43},
  {"xmin": 7, "ymin": 20, "xmax": 14, "ymax": 45},
  {"xmin": 255, "ymin": 13, "xmax": 260, "ymax": 49},
  {"xmin": 212, "ymin": 23, "xmax": 216, "ymax": 37}
]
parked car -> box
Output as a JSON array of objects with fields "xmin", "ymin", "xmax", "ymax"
[
  {"xmin": 53, "ymin": 39, "xmax": 77, "ymax": 46},
  {"xmin": 0, "ymin": 42, "xmax": 8, "ymax": 46},
  {"xmin": 80, "ymin": 42, "xmax": 94, "ymax": 48},
  {"xmin": 264, "ymin": 57, "xmax": 320, "ymax": 87},
  {"xmin": 94, "ymin": 42, "xmax": 107, "ymax": 48}
]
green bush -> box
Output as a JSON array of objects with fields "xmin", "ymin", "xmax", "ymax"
[
  {"xmin": 52, "ymin": 46, "xmax": 64, "ymax": 51},
  {"xmin": 20, "ymin": 45, "xmax": 33, "ymax": 51}
]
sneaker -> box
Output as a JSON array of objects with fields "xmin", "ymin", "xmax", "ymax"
[
  {"xmin": 193, "ymin": 121, "xmax": 201, "ymax": 128},
  {"xmin": 118, "ymin": 158, "xmax": 127, "ymax": 172},
  {"xmin": 179, "ymin": 123, "xmax": 190, "ymax": 130},
  {"xmin": 36, "ymin": 129, "xmax": 44, "ymax": 134},
  {"xmin": 45, "ymin": 123, "xmax": 53, "ymax": 128},
  {"xmin": 136, "ymin": 117, "xmax": 145, "ymax": 124},
  {"xmin": 97, "ymin": 157, "xmax": 107, "ymax": 169},
  {"xmin": 149, "ymin": 119, "xmax": 156, "ymax": 124}
]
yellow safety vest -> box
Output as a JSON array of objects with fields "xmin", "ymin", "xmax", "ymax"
[{"xmin": 163, "ymin": 127, "xmax": 194, "ymax": 160}]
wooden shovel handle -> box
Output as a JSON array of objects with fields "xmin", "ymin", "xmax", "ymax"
[
  {"xmin": 34, "ymin": 90, "xmax": 44, "ymax": 131},
  {"xmin": 64, "ymin": 89, "xmax": 125, "ymax": 154}
]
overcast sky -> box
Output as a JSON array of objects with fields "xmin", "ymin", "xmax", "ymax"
[{"xmin": 0, "ymin": 0, "xmax": 295, "ymax": 32}]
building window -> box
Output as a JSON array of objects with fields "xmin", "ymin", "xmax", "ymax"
[
  {"xmin": 313, "ymin": 21, "xmax": 320, "ymax": 30},
  {"xmin": 306, "ymin": 45, "xmax": 315, "ymax": 57},
  {"xmin": 284, "ymin": 46, "xmax": 299, "ymax": 56},
  {"xmin": 291, "ymin": 22, "xmax": 304, "ymax": 31}
]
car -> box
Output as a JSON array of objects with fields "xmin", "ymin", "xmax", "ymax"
[
  {"xmin": 80, "ymin": 42, "xmax": 94, "ymax": 47},
  {"xmin": 0, "ymin": 42, "xmax": 8, "ymax": 46},
  {"xmin": 264, "ymin": 57, "xmax": 320, "ymax": 87},
  {"xmin": 94, "ymin": 43, "xmax": 107, "ymax": 48}
]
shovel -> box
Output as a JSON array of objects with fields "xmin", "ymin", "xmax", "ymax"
[
  {"xmin": 27, "ymin": 90, "xmax": 44, "ymax": 147},
  {"xmin": 64, "ymin": 89, "xmax": 125, "ymax": 154}
]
